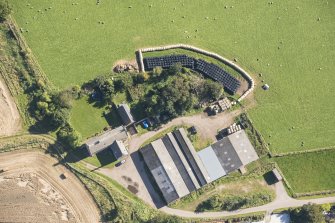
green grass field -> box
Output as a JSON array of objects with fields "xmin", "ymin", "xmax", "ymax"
[
  {"xmin": 70, "ymin": 96, "xmax": 122, "ymax": 139},
  {"xmin": 275, "ymin": 151, "xmax": 335, "ymax": 193},
  {"xmin": 11, "ymin": 0, "xmax": 335, "ymax": 153}
]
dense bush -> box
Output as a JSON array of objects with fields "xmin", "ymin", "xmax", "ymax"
[
  {"xmin": 290, "ymin": 203, "xmax": 325, "ymax": 223},
  {"xmin": 0, "ymin": 0, "xmax": 11, "ymax": 22},
  {"xmin": 142, "ymin": 73, "xmax": 195, "ymax": 118},
  {"xmin": 196, "ymin": 192, "xmax": 273, "ymax": 212},
  {"xmin": 57, "ymin": 125, "xmax": 82, "ymax": 148}
]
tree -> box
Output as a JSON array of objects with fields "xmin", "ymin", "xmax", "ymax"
[
  {"xmin": 114, "ymin": 79, "xmax": 125, "ymax": 92},
  {"xmin": 153, "ymin": 66, "xmax": 163, "ymax": 77},
  {"xmin": 167, "ymin": 62, "xmax": 182, "ymax": 75},
  {"xmin": 93, "ymin": 75, "xmax": 115, "ymax": 100},
  {"xmin": 51, "ymin": 108, "xmax": 70, "ymax": 127},
  {"xmin": 36, "ymin": 101, "xmax": 49, "ymax": 114},
  {"xmin": 202, "ymin": 79, "xmax": 224, "ymax": 101},
  {"xmin": 57, "ymin": 125, "xmax": 82, "ymax": 148},
  {"xmin": 53, "ymin": 90, "xmax": 74, "ymax": 109},
  {"xmin": 321, "ymin": 203, "xmax": 331, "ymax": 212},
  {"xmin": 0, "ymin": 0, "xmax": 11, "ymax": 22},
  {"xmin": 291, "ymin": 203, "xmax": 325, "ymax": 223}
]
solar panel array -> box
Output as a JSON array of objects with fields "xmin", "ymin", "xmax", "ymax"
[
  {"xmin": 195, "ymin": 59, "xmax": 240, "ymax": 94},
  {"xmin": 144, "ymin": 54, "xmax": 195, "ymax": 70},
  {"xmin": 143, "ymin": 55, "xmax": 241, "ymax": 94}
]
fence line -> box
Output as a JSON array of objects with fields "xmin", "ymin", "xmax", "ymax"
[
  {"xmin": 273, "ymin": 146, "xmax": 335, "ymax": 157},
  {"xmin": 7, "ymin": 16, "xmax": 52, "ymax": 89},
  {"xmin": 137, "ymin": 44, "xmax": 255, "ymax": 102}
]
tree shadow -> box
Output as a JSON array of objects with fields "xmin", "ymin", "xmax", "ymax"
[{"xmin": 104, "ymin": 105, "xmax": 122, "ymax": 128}]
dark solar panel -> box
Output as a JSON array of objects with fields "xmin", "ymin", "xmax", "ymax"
[
  {"xmin": 195, "ymin": 59, "xmax": 241, "ymax": 94},
  {"xmin": 143, "ymin": 54, "xmax": 195, "ymax": 71},
  {"xmin": 143, "ymin": 55, "xmax": 241, "ymax": 94}
]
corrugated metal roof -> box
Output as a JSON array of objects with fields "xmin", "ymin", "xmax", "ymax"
[
  {"xmin": 117, "ymin": 104, "xmax": 135, "ymax": 125},
  {"xmin": 140, "ymin": 144, "xmax": 179, "ymax": 204},
  {"xmin": 211, "ymin": 137, "xmax": 243, "ymax": 174},
  {"xmin": 197, "ymin": 146, "xmax": 226, "ymax": 182},
  {"xmin": 152, "ymin": 139, "xmax": 190, "ymax": 197},
  {"xmin": 85, "ymin": 126, "xmax": 128, "ymax": 156},
  {"xmin": 228, "ymin": 130, "xmax": 259, "ymax": 165},
  {"xmin": 110, "ymin": 140, "xmax": 128, "ymax": 160}
]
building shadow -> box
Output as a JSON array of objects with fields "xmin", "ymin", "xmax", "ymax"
[
  {"xmin": 263, "ymin": 171, "xmax": 278, "ymax": 185},
  {"xmin": 95, "ymin": 149, "xmax": 117, "ymax": 167},
  {"xmin": 130, "ymin": 152, "xmax": 166, "ymax": 209}
]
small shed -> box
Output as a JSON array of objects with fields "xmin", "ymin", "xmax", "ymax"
[
  {"xmin": 117, "ymin": 103, "xmax": 135, "ymax": 126},
  {"xmin": 110, "ymin": 140, "xmax": 128, "ymax": 160}
]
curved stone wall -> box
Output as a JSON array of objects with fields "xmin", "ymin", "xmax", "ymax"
[{"xmin": 137, "ymin": 44, "xmax": 255, "ymax": 102}]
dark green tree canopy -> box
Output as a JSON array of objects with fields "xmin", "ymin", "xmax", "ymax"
[
  {"xmin": 291, "ymin": 203, "xmax": 325, "ymax": 223},
  {"xmin": 0, "ymin": 0, "xmax": 11, "ymax": 22}
]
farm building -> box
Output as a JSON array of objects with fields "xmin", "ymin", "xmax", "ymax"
[
  {"xmin": 140, "ymin": 128, "xmax": 209, "ymax": 204},
  {"xmin": 140, "ymin": 128, "xmax": 259, "ymax": 204},
  {"xmin": 117, "ymin": 103, "xmax": 135, "ymax": 126},
  {"xmin": 199, "ymin": 130, "xmax": 259, "ymax": 182},
  {"xmin": 84, "ymin": 126, "xmax": 128, "ymax": 158}
]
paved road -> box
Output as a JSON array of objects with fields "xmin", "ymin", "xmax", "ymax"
[{"xmin": 159, "ymin": 181, "xmax": 335, "ymax": 218}]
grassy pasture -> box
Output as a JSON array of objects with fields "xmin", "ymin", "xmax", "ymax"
[
  {"xmin": 170, "ymin": 177, "xmax": 274, "ymax": 211},
  {"xmin": 11, "ymin": 0, "xmax": 335, "ymax": 153},
  {"xmin": 70, "ymin": 96, "xmax": 122, "ymax": 139},
  {"xmin": 275, "ymin": 150, "xmax": 335, "ymax": 193}
]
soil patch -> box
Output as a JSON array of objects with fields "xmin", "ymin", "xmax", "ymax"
[{"xmin": 0, "ymin": 79, "xmax": 21, "ymax": 137}]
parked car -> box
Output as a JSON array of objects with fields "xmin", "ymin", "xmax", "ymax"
[{"xmin": 115, "ymin": 159, "xmax": 126, "ymax": 167}]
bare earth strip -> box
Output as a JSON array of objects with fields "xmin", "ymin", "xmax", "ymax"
[
  {"xmin": 0, "ymin": 150, "xmax": 100, "ymax": 223},
  {"xmin": 0, "ymin": 79, "xmax": 21, "ymax": 136}
]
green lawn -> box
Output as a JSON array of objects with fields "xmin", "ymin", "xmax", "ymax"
[
  {"xmin": 70, "ymin": 96, "xmax": 121, "ymax": 139},
  {"xmin": 275, "ymin": 150, "xmax": 335, "ymax": 193},
  {"xmin": 11, "ymin": 0, "xmax": 335, "ymax": 153},
  {"xmin": 170, "ymin": 177, "xmax": 275, "ymax": 211}
]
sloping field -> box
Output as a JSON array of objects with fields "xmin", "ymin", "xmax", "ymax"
[
  {"xmin": 275, "ymin": 150, "xmax": 335, "ymax": 193},
  {"xmin": 0, "ymin": 150, "xmax": 100, "ymax": 223},
  {"xmin": 11, "ymin": 0, "xmax": 335, "ymax": 153}
]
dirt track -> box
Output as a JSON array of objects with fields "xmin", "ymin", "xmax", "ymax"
[
  {"xmin": 0, "ymin": 150, "xmax": 100, "ymax": 223},
  {"xmin": 0, "ymin": 79, "xmax": 21, "ymax": 137}
]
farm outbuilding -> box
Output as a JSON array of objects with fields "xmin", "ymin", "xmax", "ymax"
[
  {"xmin": 110, "ymin": 140, "xmax": 128, "ymax": 160},
  {"xmin": 140, "ymin": 128, "xmax": 209, "ymax": 204},
  {"xmin": 117, "ymin": 103, "xmax": 135, "ymax": 126},
  {"xmin": 140, "ymin": 128, "xmax": 259, "ymax": 204},
  {"xmin": 84, "ymin": 126, "xmax": 128, "ymax": 158}
]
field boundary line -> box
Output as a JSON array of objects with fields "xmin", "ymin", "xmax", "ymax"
[
  {"xmin": 137, "ymin": 44, "xmax": 255, "ymax": 102},
  {"xmin": 273, "ymin": 146, "xmax": 335, "ymax": 157},
  {"xmin": 7, "ymin": 16, "xmax": 53, "ymax": 90},
  {"xmin": 0, "ymin": 64, "xmax": 31, "ymax": 127}
]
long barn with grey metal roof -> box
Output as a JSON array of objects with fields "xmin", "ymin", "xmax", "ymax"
[{"xmin": 140, "ymin": 128, "xmax": 259, "ymax": 204}]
